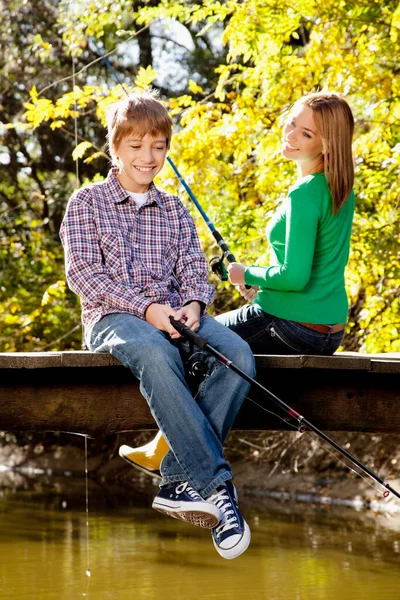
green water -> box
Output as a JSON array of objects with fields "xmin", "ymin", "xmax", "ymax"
[{"xmin": 0, "ymin": 487, "xmax": 399, "ymax": 600}]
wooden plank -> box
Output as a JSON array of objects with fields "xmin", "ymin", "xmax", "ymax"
[
  {"xmin": 0, "ymin": 351, "xmax": 399, "ymax": 436},
  {"xmin": 254, "ymin": 354, "xmax": 374, "ymax": 371},
  {"xmin": 0, "ymin": 351, "xmax": 120, "ymax": 369},
  {"xmin": 1, "ymin": 351, "xmax": 400, "ymax": 371}
]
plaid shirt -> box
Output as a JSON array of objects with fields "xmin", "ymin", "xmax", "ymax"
[{"xmin": 60, "ymin": 168, "xmax": 214, "ymax": 329}]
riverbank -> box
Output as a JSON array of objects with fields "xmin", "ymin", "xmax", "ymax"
[{"xmin": 1, "ymin": 430, "xmax": 399, "ymax": 524}]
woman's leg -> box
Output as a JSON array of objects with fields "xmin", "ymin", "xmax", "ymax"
[
  {"xmin": 216, "ymin": 304, "xmax": 344, "ymax": 355},
  {"xmin": 119, "ymin": 430, "xmax": 169, "ymax": 477},
  {"xmin": 215, "ymin": 304, "xmax": 289, "ymax": 354}
]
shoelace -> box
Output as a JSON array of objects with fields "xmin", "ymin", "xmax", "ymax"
[
  {"xmin": 208, "ymin": 488, "xmax": 238, "ymax": 537},
  {"xmin": 175, "ymin": 481, "xmax": 202, "ymax": 500}
]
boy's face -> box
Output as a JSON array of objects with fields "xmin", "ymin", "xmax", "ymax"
[{"xmin": 114, "ymin": 133, "xmax": 168, "ymax": 193}]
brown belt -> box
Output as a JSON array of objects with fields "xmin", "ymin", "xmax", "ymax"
[{"xmin": 297, "ymin": 322, "xmax": 345, "ymax": 334}]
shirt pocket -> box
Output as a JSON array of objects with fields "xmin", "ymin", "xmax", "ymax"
[
  {"xmin": 99, "ymin": 232, "xmax": 132, "ymax": 280},
  {"xmin": 162, "ymin": 240, "xmax": 179, "ymax": 274}
]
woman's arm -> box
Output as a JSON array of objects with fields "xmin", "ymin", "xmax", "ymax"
[{"xmin": 244, "ymin": 189, "xmax": 320, "ymax": 291}]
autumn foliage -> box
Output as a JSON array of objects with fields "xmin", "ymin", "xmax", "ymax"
[{"xmin": 1, "ymin": 0, "xmax": 399, "ymax": 353}]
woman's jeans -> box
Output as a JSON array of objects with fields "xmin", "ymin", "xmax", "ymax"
[
  {"xmin": 87, "ymin": 313, "xmax": 255, "ymax": 498},
  {"xmin": 215, "ymin": 304, "xmax": 344, "ymax": 355}
]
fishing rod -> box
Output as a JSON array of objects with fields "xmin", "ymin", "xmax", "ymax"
[
  {"xmin": 95, "ymin": 45, "xmax": 247, "ymax": 285},
  {"xmin": 169, "ymin": 316, "xmax": 400, "ymax": 501},
  {"xmin": 166, "ymin": 157, "xmax": 243, "ymax": 283}
]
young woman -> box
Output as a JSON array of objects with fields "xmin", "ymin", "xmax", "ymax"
[
  {"xmin": 120, "ymin": 91, "xmax": 355, "ymax": 495},
  {"xmin": 218, "ymin": 91, "xmax": 355, "ymax": 355}
]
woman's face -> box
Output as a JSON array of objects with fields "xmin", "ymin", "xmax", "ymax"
[{"xmin": 282, "ymin": 105, "xmax": 323, "ymax": 167}]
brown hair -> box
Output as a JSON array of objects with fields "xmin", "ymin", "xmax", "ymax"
[
  {"xmin": 294, "ymin": 92, "xmax": 354, "ymax": 215},
  {"xmin": 106, "ymin": 89, "xmax": 172, "ymax": 164}
]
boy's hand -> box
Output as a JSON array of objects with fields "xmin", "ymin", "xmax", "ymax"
[
  {"xmin": 228, "ymin": 262, "xmax": 247, "ymax": 285},
  {"xmin": 175, "ymin": 301, "xmax": 202, "ymax": 333},
  {"xmin": 145, "ymin": 303, "xmax": 182, "ymax": 338}
]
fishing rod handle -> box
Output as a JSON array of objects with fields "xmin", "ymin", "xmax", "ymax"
[
  {"xmin": 212, "ymin": 230, "xmax": 236, "ymax": 262},
  {"xmin": 169, "ymin": 317, "xmax": 208, "ymax": 348}
]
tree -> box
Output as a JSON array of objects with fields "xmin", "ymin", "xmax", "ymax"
[{"xmin": 2, "ymin": 0, "xmax": 400, "ymax": 352}]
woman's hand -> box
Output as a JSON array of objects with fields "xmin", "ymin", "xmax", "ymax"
[
  {"xmin": 236, "ymin": 284, "xmax": 259, "ymax": 302},
  {"xmin": 228, "ymin": 262, "xmax": 247, "ymax": 285}
]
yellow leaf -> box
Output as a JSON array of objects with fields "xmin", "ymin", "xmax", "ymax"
[
  {"xmin": 392, "ymin": 103, "xmax": 400, "ymax": 120},
  {"xmin": 30, "ymin": 86, "xmax": 38, "ymax": 103},
  {"xmin": 50, "ymin": 120, "xmax": 66, "ymax": 130},
  {"xmin": 393, "ymin": 4, "xmax": 400, "ymax": 27},
  {"xmin": 134, "ymin": 66, "xmax": 158, "ymax": 91},
  {"xmin": 188, "ymin": 80, "xmax": 203, "ymax": 94},
  {"xmin": 72, "ymin": 141, "xmax": 93, "ymax": 161},
  {"xmin": 84, "ymin": 151, "xmax": 106, "ymax": 164}
]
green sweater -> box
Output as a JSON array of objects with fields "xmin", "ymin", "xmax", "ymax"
[{"xmin": 245, "ymin": 172, "xmax": 355, "ymax": 324}]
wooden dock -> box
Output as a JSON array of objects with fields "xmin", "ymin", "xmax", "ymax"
[{"xmin": 0, "ymin": 351, "xmax": 399, "ymax": 437}]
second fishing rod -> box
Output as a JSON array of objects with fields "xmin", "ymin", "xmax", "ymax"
[{"xmin": 169, "ymin": 316, "xmax": 400, "ymax": 502}]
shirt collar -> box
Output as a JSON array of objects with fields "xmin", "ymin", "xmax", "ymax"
[{"xmin": 107, "ymin": 168, "xmax": 164, "ymax": 209}]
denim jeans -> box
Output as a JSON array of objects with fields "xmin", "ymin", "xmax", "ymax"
[
  {"xmin": 87, "ymin": 312, "xmax": 255, "ymax": 498},
  {"xmin": 215, "ymin": 304, "xmax": 344, "ymax": 355}
]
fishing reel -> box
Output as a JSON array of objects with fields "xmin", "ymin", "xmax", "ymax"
[
  {"xmin": 183, "ymin": 340, "xmax": 209, "ymax": 392},
  {"xmin": 209, "ymin": 255, "xmax": 229, "ymax": 281},
  {"xmin": 186, "ymin": 350, "xmax": 209, "ymax": 380},
  {"xmin": 210, "ymin": 254, "xmax": 251, "ymax": 290}
]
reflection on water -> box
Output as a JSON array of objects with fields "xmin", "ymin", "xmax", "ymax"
[{"xmin": 0, "ymin": 483, "xmax": 399, "ymax": 600}]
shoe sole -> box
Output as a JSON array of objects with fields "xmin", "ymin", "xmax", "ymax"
[
  {"xmin": 119, "ymin": 452, "xmax": 162, "ymax": 480},
  {"xmin": 152, "ymin": 500, "xmax": 220, "ymax": 529},
  {"xmin": 212, "ymin": 521, "xmax": 251, "ymax": 560}
]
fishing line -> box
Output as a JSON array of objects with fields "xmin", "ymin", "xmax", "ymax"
[
  {"xmin": 62, "ymin": 431, "xmax": 92, "ymax": 587},
  {"xmin": 72, "ymin": 56, "xmax": 79, "ymax": 187},
  {"xmin": 84, "ymin": 435, "xmax": 91, "ymax": 581}
]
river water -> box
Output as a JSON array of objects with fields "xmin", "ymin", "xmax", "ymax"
[{"xmin": 0, "ymin": 483, "xmax": 399, "ymax": 600}]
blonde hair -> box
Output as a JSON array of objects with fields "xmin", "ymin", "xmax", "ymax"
[
  {"xmin": 294, "ymin": 92, "xmax": 354, "ymax": 215},
  {"xmin": 106, "ymin": 89, "xmax": 172, "ymax": 165}
]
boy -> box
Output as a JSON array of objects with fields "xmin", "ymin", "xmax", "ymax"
[{"xmin": 60, "ymin": 90, "xmax": 255, "ymax": 560}]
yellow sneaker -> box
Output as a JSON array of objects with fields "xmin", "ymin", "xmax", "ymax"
[{"xmin": 119, "ymin": 431, "xmax": 169, "ymax": 479}]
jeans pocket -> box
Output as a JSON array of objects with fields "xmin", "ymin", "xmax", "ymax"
[
  {"xmin": 266, "ymin": 322, "xmax": 305, "ymax": 353},
  {"xmin": 321, "ymin": 330, "xmax": 345, "ymax": 355}
]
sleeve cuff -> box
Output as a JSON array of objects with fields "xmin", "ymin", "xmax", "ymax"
[
  {"xmin": 184, "ymin": 299, "xmax": 206, "ymax": 313},
  {"xmin": 137, "ymin": 298, "xmax": 155, "ymax": 320},
  {"xmin": 244, "ymin": 266, "xmax": 268, "ymax": 287},
  {"xmin": 182, "ymin": 285, "xmax": 214, "ymax": 310}
]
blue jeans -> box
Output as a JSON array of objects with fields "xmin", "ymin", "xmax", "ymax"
[
  {"xmin": 215, "ymin": 304, "xmax": 344, "ymax": 355},
  {"xmin": 87, "ymin": 313, "xmax": 255, "ymax": 498}
]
